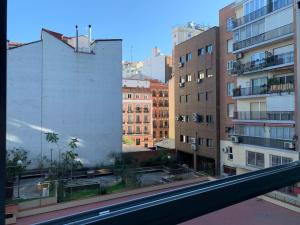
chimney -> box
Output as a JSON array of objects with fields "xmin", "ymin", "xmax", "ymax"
[
  {"xmin": 88, "ymin": 25, "xmax": 92, "ymax": 44},
  {"xmin": 75, "ymin": 25, "xmax": 79, "ymax": 52}
]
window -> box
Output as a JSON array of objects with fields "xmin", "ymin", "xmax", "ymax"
[
  {"xmin": 206, "ymin": 45, "xmax": 213, "ymax": 54},
  {"xmin": 227, "ymin": 82, "xmax": 234, "ymax": 96},
  {"xmin": 227, "ymin": 60, "xmax": 234, "ymax": 73},
  {"xmin": 207, "ymin": 139, "xmax": 214, "ymax": 147},
  {"xmin": 228, "ymin": 147, "xmax": 233, "ymax": 160},
  {"xmin": 144, "ymin": 94, "xmax": 148, "ymax": 99},
  {"xmin": 180, "ymin": 135, "xmax": 183, "ymax": 142},
  {"xmin": 179, "ymin": 56, "xmax": 185, "ymax": 63},
  {"xmin": 247, "ymin": 151, "xmax": 265, "ymax": 168},
  {"xmin": 198, "ymin": 138, "xmax": 205, "ymax": 146},
  {"xmin": 187, "ymin": 74, "xmax": 192, "ymax": 82},
  {"xmin": 186, "ymin": 52, "xmax": 192, "ymax": 62},
  {"xmin": 206, "ymin": 115, "xmax": 213, "ymax": 124},
  {"xmin": 128, "ymin": 93, "xmax": 132, "ymax": 99},
  {"xmin": 226, "ymin": 18, "xmax": 234, "ymax": 31},
  {"xmin": 198, "ymin": 48, "xmax": 205, "ymax": 56},
  {"xmin": 227, "ymin": 39, "xmax": 233, "ymax": 53},
  {"xmin": 270, "ymin": 155, "xmax": 293, "ymax": 167},
  {"xmin": 153, "ymin": 131, "xmax": 156, "ymax": 138},
  {"xmin": 198, "ymin": 71, "xmax": 205, "ymax": 81},
  {"xmin": 227, "ymin": 104, "xmax": 234, "ymax": 118},
  {"xmin": 206, "ymin": 69, "xmax": 213, "ymax": 78},
  {"xmin": 180, "ymin": 95, "xmax": 184, "ymax": 103},
  {"xmin": 270, "ymin": 127, "xmax": 295, "ymax": 140},
  {"xmin": 135, "ymin": 94, "xmax": 140, "ymax": 99},
  {"xmin": 205, "ymin": 91, "xmax": 212, "ymax": 101},
  {"xmin": 160, "ymin": 131, "xmax": 163, "ymax": 138},
  {"xmin": 198, "ymin": 92, "xmax": 205, "ymax": 102}
]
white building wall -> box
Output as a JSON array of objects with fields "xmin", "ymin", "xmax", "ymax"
[
  {"xmin": 266, "ymin": 94, "xmax": 295, "ymax": 111},
  {"xmin": 265, "ymin": 7, "xmax": 293, "ymax": 32},
  {"xmin": 141, "ymin": 55, "xmax": 166, "ymax": 83},
  {"xmin": 7, "ymin": 30, "xmax": 122, "ymax": 168},
  {"xmin": 122, "ymin": 79, "xmax": 150, "ymax": 88},
  {"xmin": 221, "ymin": 140, "xmax": 299, "ymax": 175}
]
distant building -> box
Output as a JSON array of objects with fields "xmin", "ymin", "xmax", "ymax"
[
  {"xmin": 141, "ymin": 47, "xmax": 172, "ymax": 83},
  {"xmin": 172, "ymin": 22, "xmax": 208, "ymax": 46},
  {"xmin": 122, "ymin": 61, "xmax": 144, "ymax": 78},
  {"xmin": 150, "ymin": 79, "xmax": 169, "ymax": 143},
  {"xmin": 122, "ymin": 80, "xmax": 154, "ymax": 148},
  {"xmin": 7, "ymin": 28, "xmax": 122, "ymax": 167}
]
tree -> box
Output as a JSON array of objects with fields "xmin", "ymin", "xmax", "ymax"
[
  {"xmin": 6, "ymin": 148, "xmax": 31, "ymax": 182},
  {"xmin": 6, "ymin": 148, "xmax": 31, "ymax": 199}
]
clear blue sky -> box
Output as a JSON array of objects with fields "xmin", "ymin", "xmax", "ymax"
[{"xmin": 8, "ymin": 0, "xmax": 232, "ymax": 61}]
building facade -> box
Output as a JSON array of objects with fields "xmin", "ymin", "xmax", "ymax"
[
  {"xmin": 220, "ymin": 0, "xmax": 298, "ymax": 177},
  {"xmin": 150, "ymin": 80, "xmax": 169, "ymax": 143},
  {"xmin": 141, "ymin": 47, "xmax": 173, "ymax": 83},
  {"xmin": 7, "ymin": 29, "xmax": 122, "ymax": 167},
  {"xmin": 172, "ymin": 22, "xmax": 208, "ymax": 46},
  {"xmin": 122, "ymin": 61, "xmax": 144, "ymax": 78},
  {"xmin": 174, "ymin": 27, "xmax": 220, "ymax": 175},
  {"xmin": 122, "ymin": 84, "xmax": 153, "ymax": 149}
]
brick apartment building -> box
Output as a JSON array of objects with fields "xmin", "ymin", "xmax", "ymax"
[
  {"xmin": 150, "ymin": 79, "xmax": 169, "ymax": 143},
  {"xmin": 122, "ymin": 85, "xmax": 153, "ymax": 148},
  {"xmin": 174, "ymin": 27, "xmax": 220, "ymax": 175},
  {"xmin": 219, "ymin": 4, "xmax": 237, "ymax": 175}
]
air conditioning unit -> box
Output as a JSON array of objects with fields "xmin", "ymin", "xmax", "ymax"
[
  {"xmin": 284, "ymin": 142, "xmax": 295, "ymax": 150},
  {"xmin": 231, "ymin": 136, "xmax": 239, "ymax": 143},
  {"xmin": 192, "ymin": 113, "xmax": 198, "ymax": 122},
  {"xmin": 197, "ymin": 78, "xmax": 202, "ymax": 83},
  {"xmin": 179, "ymin": 82, "xmax": 185, "ymax": 88},
  {"xmin": 236, "ymin": 52, "xmax": 244, "ymax": 60},
  {"xmin": 182, "ymin": 115, "xmax": 187, "ymax": 122},
  {"xmin": 191, "ymin": 144, "xmax": 197, "ymax": 151},
  {"xmin": 222, "ymin": 148, "xmax": 229, "ymax": 153},
  {"xmin": 190, "ymin": 138, "xmax": 196, "ymax": 144},
  {"xmin": 178, "ymin": 62, "xmax": 184, "ymax": 68}
]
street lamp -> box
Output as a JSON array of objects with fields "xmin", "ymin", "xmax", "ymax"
[{"xmin": 16, "ymin": 160, "xmax": 22, "ymax": 198}]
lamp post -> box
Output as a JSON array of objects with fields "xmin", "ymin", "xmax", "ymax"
[{"xmin": 16, "ymin": 160, "xmax": 22, "ymax": 198}]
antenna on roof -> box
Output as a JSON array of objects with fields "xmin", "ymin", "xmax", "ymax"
[{"xmin": 75, "ymin": 25, "xmax": 79, "ymax": 52}]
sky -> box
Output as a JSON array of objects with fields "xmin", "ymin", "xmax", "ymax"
[{"xmin": 8, "ymin": 0, "xmax": 233, "ymax": 61}]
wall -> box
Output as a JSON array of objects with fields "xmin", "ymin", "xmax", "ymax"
[
  {"xmin": 142, "ymin": 55, "xmax": 166, "ymax": 83},
  {"xmin": 7, "ymin": 30, "xmax": 122, "ymax": 167},
  {"xmin": 221, "ymin": 140, "xmax": 299, "ymax": 174},
  {"xmin": 168, "ymin": 76, "xmax": 175, "ymax": 140}
]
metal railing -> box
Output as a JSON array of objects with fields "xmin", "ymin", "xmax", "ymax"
[
  {"xmin": 233, "ymin": 135, "xmax": 295, "ymax": 150},
  {"xmin": 233, "ymin": 111, "xmax": 294, "ymax": 121},
  {"xmin": 233, "ymin": 83, "xmax": 294, "ymax": 97},
  {"xmin": 232, "ymin": 0, "xmax": 293, "ymax": 28},
  {"xmin": 232, "ymin": 51, "xmax": 294, "ymax": 75},
  {"xmin": 233, "ymin": 23, "xmax": 293, "ymax": 51}
]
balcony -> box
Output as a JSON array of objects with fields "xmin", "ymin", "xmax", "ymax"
[
  {"xmin": 233, "ymin": 83, "xmax": 294, "ymax": 98},
  {"xmin": 136, "ymin": 120, "xmax": 142, "ymax": 124},
  {"xmin": 143, "ymin": 108, "xmax": 149, "ymax": 113},
  {"xmin": 231, "ymin": 51, "xmax": 294, "ymax": 75},
  {"xmin": 232, "ymin": 135, "xmax": 295, "ymax": 150},
  {"xmin": 127, "ymin": 121, "xmax": 134, "ymax": 124},
  {"xmin": 233, "ymin": 23, "xmax": 293, "ymax": 52},
  {"xmin": 144, "ymin": 120, "xmax": 150, "ymax": 123},
  {"xmin": 232, "ymin": 0, "xmax": 293, "ymax": 29},
  {"xmin": 233, "ymin": 111, "xmax": 294, "ymax": 121},
  {"xmin": 127, "ymin": 110, "xmax": 134, "ymax": 113},
  {"xmin": 136, "ymin": 108, "xmax": 142, "ymax": 113}
]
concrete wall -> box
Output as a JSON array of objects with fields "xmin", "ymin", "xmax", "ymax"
[
  {"xmin": 142, "ymin": 55, "xmax": 166, "ymax": 83},
  {"xmin": 7, "ymin": 30, "xmax": 122, "ymax": 167},
  {"xmin": 220, "ymin": 140, "xmax": 299, "ymax": 174}
]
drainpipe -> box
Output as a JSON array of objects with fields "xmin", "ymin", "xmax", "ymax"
[{"xmin": 75, "ymin": 25, "xmax": 79, "ymax": 52}]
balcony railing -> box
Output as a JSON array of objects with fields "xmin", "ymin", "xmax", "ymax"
[
  {"xmin": 127, "ymin": 121, "xmax": 134, "ymax": 124},
  {"xmin": 233, "ymin": 23, "xmax": 293, "ymax": 51},
  {"xmin": 233, "ymin": 111, "xmax": 294, "ymax": 121},
  {"xmin": 232, "ymin": 135, "xmax": 295, "ymax": 150},
  {"xmin": 231, "ymin": 51, "xmax": 294, "ymax": 75},
  {"xmin": 232, "ymin": 0, "xmax": 293, "ymax": 29},
  {"xmin": 233, "ymin": 83, "xmax": 294, "ymax": 97},
  {"xmin": 143, "ymin": 108, "xmax": 149, "ymax": 113},
  {"xmin": 127, "ymin": 110, "xmax": 133, "ymax": 113}
]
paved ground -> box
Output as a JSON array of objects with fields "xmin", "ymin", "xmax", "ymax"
[
  {"xmin": 16, "ymin": 189, "xmax": 300, "ymax": 225},
  {"xmin": 13, "ymin": 178, "xmax": 44, "ymax": 199}
]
